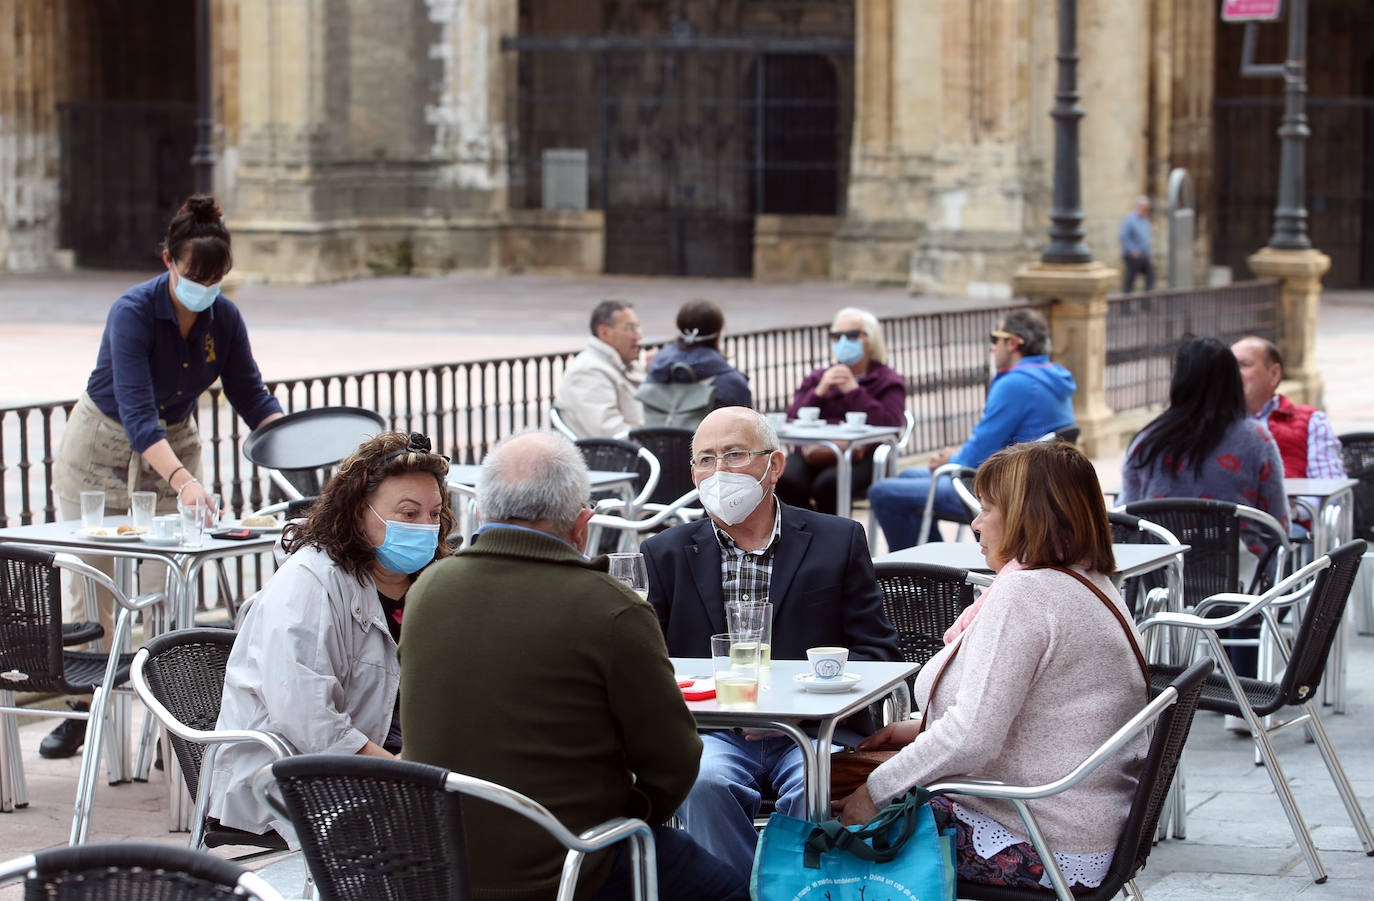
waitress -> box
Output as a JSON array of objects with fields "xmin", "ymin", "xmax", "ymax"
[{"xmin": 44, "ymin": 194, "xmax": 283, "ymax": 760}]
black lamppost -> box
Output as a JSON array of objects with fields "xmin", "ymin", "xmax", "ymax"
[
  {"xmin": 1269, "ymin": 0, "xmax": 1310, "ymax": 250},
  {"xmin": 1041, "ymin": 0, "xmax": 1092, "ymax": 264},
  {"xmin": 191, "ymin": 0, "xmax": 216, "ymax": 194}
]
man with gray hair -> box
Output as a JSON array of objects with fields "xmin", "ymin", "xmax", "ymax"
[
  {"xmin": 554, "ymin": 299, "xmax": 647, "ymax": 438},
  {"xmin": 402, "ymin": 430, "xmax": 745, "ymax": 900},
  {"xmin": 869, "ymin": 307, "xmax": 1077, "ymax": 549}
]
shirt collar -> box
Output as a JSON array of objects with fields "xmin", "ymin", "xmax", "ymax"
[
  {"xmin": 1253, "ymin": 395, "xmax": 1281, "ymax": 421},
  {"xmin": 712, "ymin": 497, "xmax": 782, "ymax": 555},
  {"xmin": 473, "ymin": 521, "xmax": 587, "ymax": 558},
  {"xmin": 587, "ymin": 336, "xmax": 632, "ymax": 373}
]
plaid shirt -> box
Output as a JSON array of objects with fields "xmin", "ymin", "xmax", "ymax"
[{"xmin": 713, "ymin": 500, "xmax": 783, "ymax": 607}]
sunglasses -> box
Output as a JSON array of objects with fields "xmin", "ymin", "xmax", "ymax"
[
  {"xmin": 830, "ymin": 329, "xmax": 864, "ymax": 341},
  {"xmin": 988, "ymin": 330, "xmax": 1019, "ymax": 345}
]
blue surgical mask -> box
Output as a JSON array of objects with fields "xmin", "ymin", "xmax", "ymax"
[
  {"xmin": 174, "ymin": 275, "xmax": 222, "ymax": 313},
  {"xmin": 832, "ymin": 335, "xmax": 865, "ymax": 366},
  {"xmin": 368, "ymin": 505, "xmax": 440, "ymax": 575}
]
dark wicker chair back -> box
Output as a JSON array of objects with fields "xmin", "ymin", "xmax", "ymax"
[
  {"xmin": 575, "ymin": 438, "xmax": 652, "ymax": 497},
  {"xmin": 1338, "ymin": 432, "xmax": 1374, "ymax": 543},
  {"xmin": 267, "ymin": 755, "xmax": 471, "ymax": 901},
  {"xmin": 873, "ymin": 562, "xmax": 976, "ymax": 666},
  {"xmin": 1120, "ymin": 498, "xmax": 1246, "ymax": 605},
  {"xmin": 0, "ymin": 841, "xmax": 281, "ymax": 900},
  {"xmin": 1276, "ymin": 539, "xmax": 1365, "ymax": 709},
  {"xmin": 139, "ymin": 629, "xmax": 237, "ymax": 802},
  {"xmin": 628, "ymin": 427, "xmax": 695, "ymax": 506},
  {"xmin": 956, "ymin": 658, "xmax": 1214, "ymax": 901}
]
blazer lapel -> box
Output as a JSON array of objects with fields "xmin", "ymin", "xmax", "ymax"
[
  {"xmin": 767, "ymin": 504, "xmax": 812, "ymax": 614},
  {"xmin": 686, "ymin": 520, "xmax": 727, "ymax": 634}
]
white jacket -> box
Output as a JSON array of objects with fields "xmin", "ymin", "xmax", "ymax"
[
  {"xmin": 554, "ymin": 337, "xmax": 645, "ymax": 438},
  {"xmin": 208, "ymin": 545, "xmax": 399, "ymax": 845}
]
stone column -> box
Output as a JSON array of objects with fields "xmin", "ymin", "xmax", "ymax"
[
  {"xmin": 0, "ymin": 0, "xmax": 61, "ymax": 271},
  {"xmin": 1013, "ymin": 262, "xmax": 1120, "ymax": 457},
  {"xmin": 1247, "ymin": 247, "xmax": 1331, "ymax": 406}
]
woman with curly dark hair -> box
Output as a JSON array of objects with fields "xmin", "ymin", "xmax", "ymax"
[{"xmin": 208, "ymin": 431, "xmax": 454, "ymax": 845}]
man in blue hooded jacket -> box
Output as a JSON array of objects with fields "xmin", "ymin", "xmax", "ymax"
[{"xmin": 868, "ymin": 308, "xmax": 1076, "ymax": 549}]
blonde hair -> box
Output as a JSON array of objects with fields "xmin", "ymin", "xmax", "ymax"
[{"xmin": 833, "ymin": 307, "xmax": 886, "ymax": 364}]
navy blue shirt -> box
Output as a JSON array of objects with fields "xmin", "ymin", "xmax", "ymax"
[{"xmin": 85, "ymin": 272, "xmax": 282, "ymax": 453}]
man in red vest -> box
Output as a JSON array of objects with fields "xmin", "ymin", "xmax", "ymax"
[{"xmin": 1232, "ymin": 336, "xmax": 1345, "ymax": 529}]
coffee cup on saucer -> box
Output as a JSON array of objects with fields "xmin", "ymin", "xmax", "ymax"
[
  {"xmin": 844, "ymin": 411, "xmax": 867, "ymax": 429},
  {"xmin": 806, "ymin": 646, "xmax": 849, "ymax": 680},
  {"xmin": 796, "ymin": 406, "xmax": 821, "ymax": 423}
]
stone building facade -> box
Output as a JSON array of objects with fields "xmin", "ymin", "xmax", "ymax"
[{"xmin": 3, "ymin": 0, "xmax": 1371, "ymax": 290}]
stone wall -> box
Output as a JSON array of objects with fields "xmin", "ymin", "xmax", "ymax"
[{"xmin": 0, "ymin": 0, "xmax": 62, "ymax": 271}]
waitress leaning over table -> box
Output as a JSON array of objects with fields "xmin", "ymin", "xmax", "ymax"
[{"xmin": 44, "ymin": 194, "xmax": 283, "ymax": 760}]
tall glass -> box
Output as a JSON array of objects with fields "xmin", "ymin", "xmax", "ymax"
[
  {"xmin": 711, "ymin": 633, "xmax": 759, "ymax": 710},
  {"xmin": 80, "ymin": 491, "xmax": 105, "ymax": 530},
  {"xmin": 608, "ymin": 552, "xmax": 649, "ymax": 601},
  {"xmin": 180, "ymin": 500, "xmax": 208, "ymax": 548},
  {"xmin": 130, "ymin": 491, "xmax": 157, "ymax": 529},
  {"xmin": 725, "ymin": 600, "xmax": 773, "ymax": 670}
]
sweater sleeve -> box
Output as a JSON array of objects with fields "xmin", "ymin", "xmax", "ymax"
[
  {"xmin": 1256, "ymin": 432, "xmax": 1290, "ymax": 532},
  {"xmin": 106, "ymin": 302, "xmax": 168, "ymax": 453},
  {"xmin": 866, "ymin": 578, "xmax": 1050, "ymax": 807},
  {"xmin": 605, "ymin": 600, "xmax": 702, "ymax": 824}
]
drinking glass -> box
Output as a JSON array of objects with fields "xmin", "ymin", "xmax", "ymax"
[
  {"xmin": 130, "ymin": 491, "xmax": 157, "ymax": 529},
  {"xmin": 80, "ymin": 491, "xmax": 105, "ymax": 530},
  {"xmin": 180, "ymin": 500, "xmax": 208, "ymax": 548},
  {"xmin": 608, "ymin": 552, "xmax": 649, "ymax": 601},
  {"xmin": 711, "ymin": 633, "xmax": 759, "ymax": 711}
]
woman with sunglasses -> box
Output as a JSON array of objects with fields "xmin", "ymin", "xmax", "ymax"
[
  {"xmin": 776, "ymin": 307, "xmax": 905, "ymax": 515},
  {"xmin": 208, "ymin": 431, "xmax": 456, "ymax": 846}
]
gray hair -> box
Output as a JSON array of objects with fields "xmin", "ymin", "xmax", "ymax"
[
  {"xmin": 477, "ymin": 429, "xmax": 590, "ymax": 526},
  {"xmin": 589, "ymin": 299, "xmax": 632, "ymax": 336},
  {"xmin": 833, "ymin": 307, "xmax": 887, "ymax": 365},
  {"xmin": 999, "ymin": 308, "xmax": 1052, "ymax": 357}
]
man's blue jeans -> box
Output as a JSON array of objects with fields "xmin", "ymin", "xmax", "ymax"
[
  {"xmin": 868, "ymin": 467, "xmax": 968, "ymax": 551},
  {"xmin": 592, "ymin": 824, "xmax": 748, "ymax": 900},
  {"xmin": 676, "ymin": 732, "xmax": 808, "ymax": 879}
]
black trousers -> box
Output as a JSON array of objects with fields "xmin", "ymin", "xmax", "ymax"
[{"xmin": 1122, "ymin": 254, "xmax": 1155, "ymax": 292}]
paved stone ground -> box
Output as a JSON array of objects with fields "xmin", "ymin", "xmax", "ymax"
[{"xmin": 2, "ymin": 271, "xmax": 1372, "ymax": 897}]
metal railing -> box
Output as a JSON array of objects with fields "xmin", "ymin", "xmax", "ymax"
[{"xmin": 1105, "ymin": 279, "xmax": 1282, "ymax": 412}]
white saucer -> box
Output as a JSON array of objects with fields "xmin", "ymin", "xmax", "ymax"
[
  {"xmin": 80, "ymin": 527, "xmax": 143, "ymax": 542},
  {"xmin": 793, "ymin": 672, "xmax": 863, "ymax": 693},
  {"xmin": 787, "ymin": 420, "xmax": 826, "ymax": 430},
  {"xmin": 140, "ymin": 534, "xmax": 182, "ymax": 547}
]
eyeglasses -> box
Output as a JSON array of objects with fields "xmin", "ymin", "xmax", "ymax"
[
  {"xmin": 829, "ymin": 329, "xmax": 864, "ymax": 341},
  {"xmin": 691, "ymin": 449, "xmax": 775, "ymax": 473},
  {"xmin": 988, "ymin": 330, "xmax": 1018, "ymax": 345}
]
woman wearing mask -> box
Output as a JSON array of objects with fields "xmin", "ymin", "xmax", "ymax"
[
  {"xmin": 208, "ymin": 431, "xmax": 455, "ymax": 846},
  {"xmin": 776, "ymin": 307, "xmax": 905, "ymax": 515},
  {"xmin": 43, "ymin": 194, "xmax": 282, "ymax": 760}
]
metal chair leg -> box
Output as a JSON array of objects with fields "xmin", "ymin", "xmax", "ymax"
[
  {"xmin": 1247, "ymin": 709, "xmax": 1327, "ymax": 883},
  {"xmin": 1301, "ymin": 701, "xmax": 1374, "ymax": 854}
]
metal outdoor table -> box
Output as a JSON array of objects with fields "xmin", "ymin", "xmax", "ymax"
[
  {"xmin": 875, "ymin": 541, "xmax": 1188, "ymax": 584},
  {"xmin": 671, "ymin": 657, "xmax": 918, "ymax": 822},
  {"xmin": 775, "ymin": 421, "xmax": 901, "ymax": 518},
  {"xmin": 1285, "ymin": 477, "xmax": 1359, "ymax": 713},
  {"xmin": 446, "ymin": 467, "xmax": 638, "ymax": 543}
]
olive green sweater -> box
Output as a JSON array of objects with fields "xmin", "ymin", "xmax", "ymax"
[{"xmin": 400, "ymin": 527, "xmax": 702, "ymax": 900}]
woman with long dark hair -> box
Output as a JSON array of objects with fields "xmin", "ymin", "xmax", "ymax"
[{"xmin": 1119, "ymin": 336, "xmax": 1287, "ymax": 527}]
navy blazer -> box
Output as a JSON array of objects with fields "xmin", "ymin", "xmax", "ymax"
[{"xmin": 642, "ymin": 502, "xmax": 899, "ymax": 663}]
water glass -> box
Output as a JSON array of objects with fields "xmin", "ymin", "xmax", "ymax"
[
  {"xmin": 608, "ymin": 552, "xmax": 649, "ymax": 601},
  {"xmin": 80, "ymin": 491, "xmax": 105, "ymax": 530},
  {"xmin": 130, "ymin": 491, "xmax": 157, "ymax": 529},
  {"xmin": 711, "ymin": 633, "xmax": 760, "ymax": 711},
  {"xmin": 180, "ymin": 500, "xmax": 208, "ymax": 548}
]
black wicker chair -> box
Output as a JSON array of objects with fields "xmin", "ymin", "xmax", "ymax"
[
  {"xmin": 873, "ymin": 561, "xmax": 989, "ymax": 668},
  {"xmin": 628, "ymin": 426, "xmax": 696, "ymax": 508},
  {"xmin": 1338, "ymin": 432, "xmax": 1374, "ymax": 544},
  {"xmin": 254, "ymin": 754, "xmax": 657, "ymax": 901},
  {"xmin": 1140, "ymin": 540, "xmax": 1374, "ymax": 884},
  {"xmin": 938, "ymin": 659, "xmax": 1213, "ymax": 901},
  {"xmin": 0, "ymin": 543, "xmax": 165, "ymax": 841},
  {"xmin": 129, "ymin": 629, "xmax": 291, "ymax": 853},
  {"xmin": 0, "ymin": 841, "xmax": 285, "ymax": 900}
]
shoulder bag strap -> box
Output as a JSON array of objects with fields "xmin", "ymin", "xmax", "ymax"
[{"xmin": 1045, "ymin": 565, "xmax": 1152, "ymax": 690}]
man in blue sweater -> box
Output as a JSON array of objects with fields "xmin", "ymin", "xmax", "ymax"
[
  {"xmin": 1118, "ymin": 196, "xmax": 1154, "ymax": 292},
  {"xmin": 868, "ymin": 309, "xmax": 1076, "ymax": 549}
]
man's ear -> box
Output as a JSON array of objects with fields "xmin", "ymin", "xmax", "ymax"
[{"xmin": 571, "ymin": 506, "xmax": 595, "ymax": 554}]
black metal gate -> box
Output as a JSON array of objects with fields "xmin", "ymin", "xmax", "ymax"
[
  {"xmin": 57, "ymin": 100, "xmax": 195, "ymax": 270},
  {"xmin": 1214, "ymin": 97, "xmax": 1374, "ymax": 288},
  {"xmin": 503, "ymin": 34, "xmax": 852, "ymax": 278}
]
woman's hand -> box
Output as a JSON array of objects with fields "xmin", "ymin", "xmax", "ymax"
[
  {"xmin": 857, "ymin": 717, "xmax": 924, "ymax": 751},
  {"xmin": 834, "ymin": 784, "xmax": 881, "ymax": 826},
  {"xmin": 176, "ymin": 479, "xmax": 218, "ymax": 522},
  {"xmin": 815, "ymin": 364, "xmax": 857, "ymax": 397}
]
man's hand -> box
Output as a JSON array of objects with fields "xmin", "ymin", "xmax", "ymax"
[
  {"xmin": 815, "ymin": 364, "xmax": 858, "ymax": 397},
  {"xmin": 857, "ymin": 718, "xmax": 923, "ymax": 751},
  {"xmin": 834, "ymin": 784, "xmax": 881, "ymax": 826},
  {"xmin": 927, "ymin": 447, "xmax": 953, "ymax": 469}
]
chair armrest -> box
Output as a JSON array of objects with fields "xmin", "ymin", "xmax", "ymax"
[
  {"xmin": 589, "ymin": 490, "xmax": 701, "ymax": 533},
  {"xmin": 54, "ymin": 555, "xmax": 167, "ymax": 614}
]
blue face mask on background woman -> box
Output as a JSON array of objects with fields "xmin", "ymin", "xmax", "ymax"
[
  {"xmin": 174, "ymin": 274, "xmax": 222, "ymax": 312},
  {"xmin": 368, "ymin": 505, "xmax": 440, "ymax": 575},
  {"xmin": 832, "ymin": 335, "xmax": 865, "ymax": 366}
]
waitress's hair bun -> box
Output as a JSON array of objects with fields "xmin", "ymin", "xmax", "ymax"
[{"xmin": 162, "ymin": 194, "xmax": 232, "ymax": 283}]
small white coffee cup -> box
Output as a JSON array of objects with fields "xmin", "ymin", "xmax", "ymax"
[
  {"xmin": 797, "ymin": 406, "xmax": 821, "ymax": 422},
  {"xmin": 152, "ymin": 514, "xmax": 180, "ymax": 540},
  {"xmin": 766, "ymin": 411, "xmax": 787, "ymax": 429},
  {"xmin": 844, "ymin": 411, "xmax": 867, "ymax": 428},
  {"xmin": 807, "ymin": 646, "xmax": 849, "ymax": 680}
]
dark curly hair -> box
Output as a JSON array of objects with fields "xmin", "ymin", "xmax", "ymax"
[{"xmin": 282, "ymin": 431, "xmax": 454, "ymax": 582}]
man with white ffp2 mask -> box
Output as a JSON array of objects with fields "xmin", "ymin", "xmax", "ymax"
[{"xmin": 642, "ymin": 407, "xmax": 900, "ymax": 879}]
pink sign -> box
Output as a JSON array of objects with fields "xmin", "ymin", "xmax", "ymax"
[{"xmin": 1221, "ymin": 0, "xmax": 1283, "ymax": 22}]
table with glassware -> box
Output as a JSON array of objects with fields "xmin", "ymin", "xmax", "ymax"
[
  {"xmin": 671, "ymin": 657, "xmax": 919, "ymax": 822},
  {"xmin": 774, "ymin": 420, "xmax": 903, "ymax": 518}
]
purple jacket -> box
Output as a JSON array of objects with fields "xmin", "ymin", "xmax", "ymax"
[{"xmin": 785, "ymin": 362, "xmax": 906, "ymax": 427}]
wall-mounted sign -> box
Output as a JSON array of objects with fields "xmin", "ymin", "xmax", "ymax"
[{"xmin": 1221, "ymin": 0, "xmax": 1283, "ymax": 22}]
